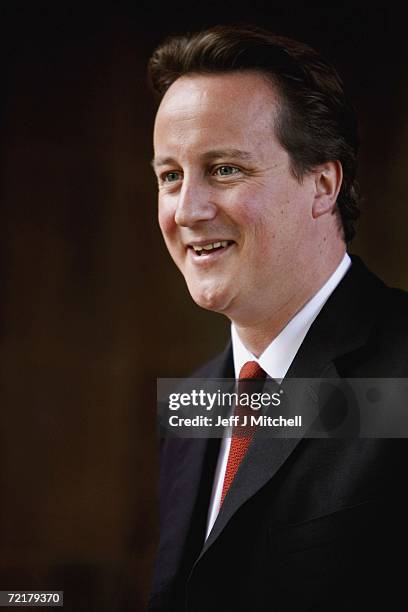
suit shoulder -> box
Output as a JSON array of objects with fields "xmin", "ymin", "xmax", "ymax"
[
  {"xmin": 379, "ymin": 285, "xmax": 408, "ymax": 329},
  {"xmin": 363, "ymin": 284, "xmax": 408, "ymax": 375}
]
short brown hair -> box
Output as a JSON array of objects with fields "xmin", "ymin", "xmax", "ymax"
[{"xmin": 148, "ymin": 25, "xmax": 360, "ymax": 243}]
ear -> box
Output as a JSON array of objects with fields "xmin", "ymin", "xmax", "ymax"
[{"xmin": 312, "ymin": 161, "xmax": 343, "ymax": 219}]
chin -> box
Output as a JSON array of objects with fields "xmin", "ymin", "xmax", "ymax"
[{"xmin": 188, "ymin": 281, "xmax": 232, "ymax": 314}]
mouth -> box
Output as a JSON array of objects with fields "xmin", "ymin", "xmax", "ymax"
[{"xmin": 188, "ymin": 240, "xmax": 236, "ymax": 258}]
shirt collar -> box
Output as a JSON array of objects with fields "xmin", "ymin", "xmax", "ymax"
[{"xmin": 231, "ymin": 252, "xmax": 351, "ymax": 380}]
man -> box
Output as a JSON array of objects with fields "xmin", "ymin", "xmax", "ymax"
[{"xmin": 148, "ymin": 25, "xmax": 408, "ymax": 611}]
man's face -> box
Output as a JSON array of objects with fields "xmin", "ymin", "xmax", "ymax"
[{"xmin": 153, "ymin": 71, "xmax": 321, "ymax": 324}]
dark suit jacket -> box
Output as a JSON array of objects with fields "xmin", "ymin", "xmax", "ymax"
[{"xmin": 149, "ymin": 257, "xmax": 408, "ymax": 611}]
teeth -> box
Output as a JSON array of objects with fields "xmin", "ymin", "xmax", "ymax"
[{"xmin": 192, "ymin": 241, "xmax": 230, "ymax": 253}]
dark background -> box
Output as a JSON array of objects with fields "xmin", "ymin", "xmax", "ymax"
[{"xmin": 0, "ymin": 2, "xmax": 407, "ymax": 610}]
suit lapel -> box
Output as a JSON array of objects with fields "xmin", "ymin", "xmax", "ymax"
[{"xmin": 199, "ymin": 255, "xmax": 387, "ymax": 557}]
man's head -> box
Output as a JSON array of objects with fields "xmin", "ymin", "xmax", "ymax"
[{"xmin": 150, "ymin": 26, "xmax": 359, "ymax": 329}]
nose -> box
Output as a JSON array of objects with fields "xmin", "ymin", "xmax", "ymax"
[{"xmin": 174, "ymin": 175, "xmax": 217, "ymax": 227}]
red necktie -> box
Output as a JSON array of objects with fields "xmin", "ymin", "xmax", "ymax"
[{"xmin": 220, "ymin": 361, "xmax": 267, "ymax": 505}]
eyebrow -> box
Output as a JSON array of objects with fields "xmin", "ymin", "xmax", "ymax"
[{"xmin": 151, "ymin": 149, "xmax": 255, "ymax": 170}]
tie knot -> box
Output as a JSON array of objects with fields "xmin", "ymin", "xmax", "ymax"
[
  {"xmin": 239, "ymin": 361, "xmax": 266, "ymax": 381},
  {"xmin": 238, "ymin": 361, "xmax": 267, "ymax": 398}
]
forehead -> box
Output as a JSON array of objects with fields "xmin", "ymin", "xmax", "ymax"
[{"xmin": 153, "ymin": 71, "xmax": 280, "ymax": 155}]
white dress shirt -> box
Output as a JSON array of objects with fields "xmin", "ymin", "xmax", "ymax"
[{"xmin": 205, "ymin": 252, "xmax": 351, "ymax": 539}]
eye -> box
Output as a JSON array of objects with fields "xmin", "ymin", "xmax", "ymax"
[
  {"xmin": 162, "ymin": 171, "xmax": 182, "ymax": 183},
  {"xmin": 214, "ymin": 165, "xmax": 241, "ymax": 177}
]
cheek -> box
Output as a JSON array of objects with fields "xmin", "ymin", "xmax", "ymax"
[
  {"xmin": 230, "ymin": 181, "xmax": 279, "ymax": 222},
  {"xmin": 223, "ymin": 192, "xmax": 264, "ymax": 232},
  {"xmin": 158, "ymin": 197, "xmax": 176, "ymax": 237},
  {"xmin": 234, "ymin": 194, "xmax": 279, "ymax": 246}
]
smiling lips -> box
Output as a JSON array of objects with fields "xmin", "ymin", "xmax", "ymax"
[{"xmin": 189, "ymin": 240, "xmax": 235, "ymax": 256}]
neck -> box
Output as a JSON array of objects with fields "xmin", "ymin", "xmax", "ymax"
[{"xmin": 232, "ymin": 248, "xmax": 346, "ymax": 357}]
